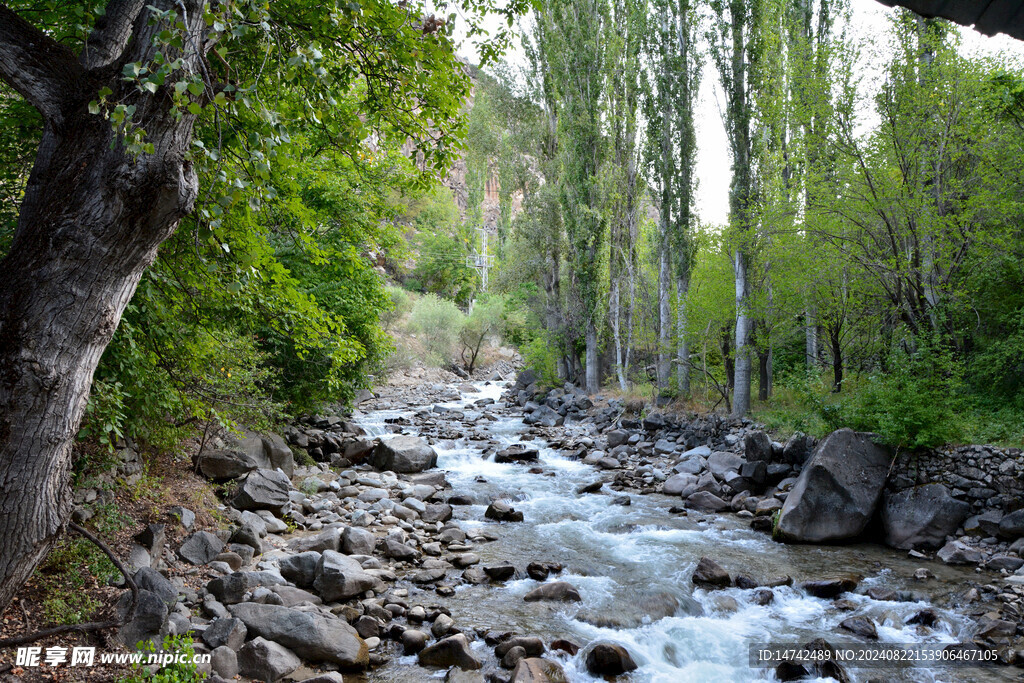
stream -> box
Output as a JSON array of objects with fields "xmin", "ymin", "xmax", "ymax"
[{"xmin": 350, "ymin": 379, "xmax": 1015, "ymax": 682}]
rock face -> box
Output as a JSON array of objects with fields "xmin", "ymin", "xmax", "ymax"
[
  {"xmin": 881, "ymin": 484, "xmax": 970, "ymax": 550},
  {"xmin": 774, "ymin": 429, "xmax": 891, "ymax": 543},
  {"xmin": 228, "ymin": 602, "xmax": 369, "ymax": 668},
  {"xmin": 371, "ymin": 435, "xmax": 438, "ymax": 473},
  {"xmin": 233, "ymin": 469, "xmax": 291, "ymax": 512}
]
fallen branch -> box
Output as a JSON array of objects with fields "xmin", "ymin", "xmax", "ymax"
[{"xmin": 0, "ymin": 522, "xmax": 139, "ymax": 648}]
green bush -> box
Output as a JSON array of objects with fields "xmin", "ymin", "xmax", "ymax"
[
  {"xmin": 520, "ymin": 330, "xmax": 561, "ymax": 388},
  {"xmin": 408, "ymin": 294, "xmax": 465, "ymax": 365},
  {"xmin": 120, "ymin": 635, "xmax": 205, "ymax": 683}
]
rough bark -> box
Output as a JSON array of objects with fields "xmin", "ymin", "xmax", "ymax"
[
  {"xmin": 0, "ymin": 0, "xmax": 203, "ymax": 615},
  {"xmin": 675, "ymin": 271, "xmax": 690, "ymax": 395},
  {"xmin": 656, "ymin": 234, "xmax": 672, "ymax": 393},
  {"xmin": 585, "ymin": 321, "xmax": 599, "ymax": 393},
  {"xmin": 733, "ymin": 248, "xmax": 752, "ymax": 416}
]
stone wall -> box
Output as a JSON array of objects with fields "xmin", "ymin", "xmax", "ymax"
[{"xmin": 890, "ymin": 444, "xmax": 1024, "ymax": 513}]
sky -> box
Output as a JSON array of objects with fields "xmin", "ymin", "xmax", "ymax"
[{"xmin": 451, "ymin": 0, "xmax": 1024, "ymax": 227}]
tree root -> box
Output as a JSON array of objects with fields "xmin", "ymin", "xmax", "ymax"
[{"xmin": 0, "ymin": 522, "xmax": 139, "ymax": 648}]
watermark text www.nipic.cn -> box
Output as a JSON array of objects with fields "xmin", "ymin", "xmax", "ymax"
[{"xmin": 14, "ymin": 646, "xmax": 211, "ymax": 668}]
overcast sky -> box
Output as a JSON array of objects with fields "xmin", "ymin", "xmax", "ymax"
[{"xmin": 451, "ymin": 0, "xmax": 1024, "ymax": 227}]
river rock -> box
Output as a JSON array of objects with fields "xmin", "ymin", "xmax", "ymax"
[
  {"xmin": 279, "ymin": 551, "xmax": 321, "ymax": 588},
  {"xmin": 496, "ymin": 636, "xmax": 545, "ymax": 659},
  {"xmin": 998, "ymin": 509, "xmax": 1024, "ymax": 539},
  {"xmin": 495, "ymin": 444, "xmax": 540, "ymax": 463},
  {"xmin": 233, "ymin": 468, "xmax": 291, "ymax": 512},
  {"xmin": 237, "ymin": 637, "xmax": 301, "ymax": 682},
  {"xmin": 194, "ymin": 448, "xmax": 259, "ymax": 481},
  {"xmin": 523, "ymin": 581, "xmax": 582, "ymax": 602},
  {"xmin": 881, "ymin": 484, "xmax": 971, "ymax": 550},
  {"xmin": 510, "ymin": 657, "xmax": 566, "ymax": 683},
  {"xmin": 341, "ymin": 527, "xmax": 376, "ymax": 555},
  {"xmin": 371, "ymin": 435, "xmax": 438, "ymax": 473},
  {"xmin": 744, "ymin": 431, "xmax": 772, "ymax": 462},
  {"xmin": 402, "ymin": 629, "xmax": 428, "ymax": 654},
  {"xmin": 774, "ymin": 429, "xmax": 891, "ymax": 543},
  {"xmin": 179, "ymin": 531, "xmax": 225, "ymax": 565},
  {"xmin": 203, "ymin": 617, "xmax": 247, "ymax": 651},
  {"xmin": 314, "ymin": 550, "xmax": 383, "ymax": 600},
  {"xmin": 585, "ymin": 642, "xmax": 638, "ymax": 676},
  {"xmin": 707, "ymin": 451, "xmax": 744, "ymax": 477},
  {"xmin": 207, "ymin": 571, "xmax": 286, "ymax": 605},
  {"xmin": 228, "ymin": 602, "xmax": 369, "ymax": 668},
  {"xmin": 801, "ymin": 578, "xmax": 858, "ymax": 598},
  {"xmin": 684, "ymin": 491, "xmax": 729, "ymax": 511},
  {"xmin": 839, "ymin": 616, "xmax": 878, "ymax": 639},
  {"xmin": 134, "ymin": 567, "xmax": 178, "ymax": 607},
  {"xmin": 418, "ymin": 634, "xmax": 483, "ymax": 670},
  {"xmin": 484, "ymin": 564, "xmax": 516, "ymax": 581},
  {"xmin": 664, "ymin": 473, "xmax": 698, "ymax": 496},
  {"xmin": 936, "ymin": 540, "xmax": 984, "ymax": 565},
  {"xmin": 782, "ymin": 432, "xmax": 814, "ymax": 466},
  {"xmin": 692, "ymin": 557, "xmax": 731, "ymax": 588},
  {"xmin": 485, "ymin": 500, "xmax": 524, "ymax": 522}
]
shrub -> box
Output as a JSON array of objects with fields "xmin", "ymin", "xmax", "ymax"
[
  {"xmin": 520, "ymin": 330, "xmax": 561, "ymax": 388},
  {"xmin": 122, "ymin": 635, "xmax": 205, "ymax": 682},
  {"xmin": 408, "ymin": 294, "xmax": 465, "ymax": 366}
]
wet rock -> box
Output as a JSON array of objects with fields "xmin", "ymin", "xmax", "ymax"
[
  {"xmin": 237, "ymin": 637, "xmax": 301, "ymax": 682},
  {"xmin": 495, "ymin": 444, "xmax": 540, "ymax": 463},
  {"xmin": 774, "ymin": 429, "xmax": 891, "ymax": 543},
  {"xmin": 233, "ymin": 469, "xmax": 291, "ymax": 512},
  {"xmin": 484, "ymin": 564, "xmax": 516, "ymax": 581},
  {"xmin": 752, "ymin": 589, "xmax": 774, "ymax": 606},
  {"xmin": 775, "ymin": 660, "xmax": 809, "ymax": 681},
  {"xmin": 987, "ymin": 555, "xmax": 1024, "ymax": 572},
  {"xmin": 526, "ymin": 561, "xmax": 563, "ymax": 581},
  {"xmin": 229, "ymin": 602, "xmax": 369, "ymax": 668},
  {"xmin": 422, "ymin": 503, "xmax": 454, "ymax": 524},
  {"xmin": 371, "ymin": 435, "xmax": 438, "ymax": 473},
  {"xmin": 585, "ymin": 642, "xmax": 638, "ymax": 676},
  {"xmin": 523, "ymin": 581, "xmax": 582, "ymax": 602},
  {"xmin": 510, "ymin": 657, "xmax": 567, "ymax": 683},
  {"xmin": 865, "ymin": 587, "xmax": 898, "ymax": 601},
  {"xmin": 881, "ymin": 484, "xmax": 970, "ymax": 550},
  {"xmin": 550, "ymin": 639, "xmax": 579, "ymax": 656},
  {"xmin": 839, "ymin": 616, "xmax": 878, "ymax": 639},
  {"xmin": 179, "ymin": 531, "xmax": 225, "ymax": 565},
  {"xmin": 937, "ymin": 540, "xmax": 984, "ymax": 565},
  {"xmin": 418, "ymin": 634, "xmax": 483, "ymax": 670},
  {"xmin": 684, "ymin": 491, "xmax": 729, "ymax": 512},
  {"xmin": 907, "ymin": 608, "xmax": 939, "ymax": 627},
  {"xmin": 577, "ymin": 481, "xmax": 603, "ymax": 494},
  {"xmin": 314, "ymin": 550, "xmax": 384, "ymax": 601},
  {"xmin": 402, "ymin": 629, "xmax": 428, "ymax": 654},
  {"xmin": 801, "ymin": 578, "xmax": 858, "ymax": 599},
  {"xmin": 485, "ymin": 500, "xmax": 524, "ymax": 522},
  {"xmin": 976, "ymin": 615, "xmax": 1016, "ymax": 639},
  {"xmin": 502, "ymin": 645, "xmax": 527, "ymax": 668},
  {"xmin": 496, "ymin": 636, "xmax": 545, "ymax": 659},
  {"xmin": 692, "ymin": 557, "xmax": 731, "ymax": 589}
]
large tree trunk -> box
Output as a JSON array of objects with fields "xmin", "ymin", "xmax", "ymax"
[
  {"xmin": 585, "ymin": 320, "xmax": 599, "ymax": 393},
  {"xmin": 656, "ymin": 234, "xmax": 672, "ymax": 393},
  {"xmin": 610, "ymin": 280, "xmax": 626, "ymax": 390},
  {"xmin": 0, "ymin": 0, "xmax": 202, "ymax": 614},
  {"xmin": 675, "ymin": 271, "xmax": 690, "ymax": 395},
  {"xmin": 830, "ymin": 327, "xmax": 843, "ymax": 392},
  {"xmin": 732, "ymin": 249, "xmax": 752, "ymax": 416}
]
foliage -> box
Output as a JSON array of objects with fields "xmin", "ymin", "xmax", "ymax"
[
  {"xmin": 459, "ymin": 294, "xmax": 508, "ymax": 372},
  {"xmin": 120, "ymin": 635, "xmax": 205, "ymax": 683},
  {"xmin": 408, "ymin": 293, "xmax": 466, "ymax": 365},
  {"xmin": 34, "ymin": 526, "xmax": 120, "ymax": 626}
]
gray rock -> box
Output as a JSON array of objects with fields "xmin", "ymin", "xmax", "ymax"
[
  {"xmin": 341, "ymin": 527, "xmax": 376, "ymax": 556},
  {"xmin": 233, "ymin": 469, "xmax": 291, "ymax": 512},
  {"xmin": 314, "ymin": 550, "xmax": 383, "ymax": 601},
  {"xmin": 881, "ymin": 484, "xmax": 970, "ymax": 550},
  {"xmin": 211, "ymin": 646, "xmax": 238, "ymax": 679},
  {"xmin": 371, "ymin": 435, "xmax": 438, "ymax": 473},
  {"xmin": 782, "ymin": 432, "xmax": 814, "ymax": 466},
  {"xmin": 692, "ymin": 557, "xmax": 731, "ymax": 588},
  {"xmin": 663, "ymin": 474, "xmax": 698, "ymax": 496},
  {"xmin": 744, "ymin": 431, "xmax": 773, "ymax": 462},
  {"xmin": 987, "ymin": 555, "xmax": 1024, "ymax": 571},
  {"xmin": 279, "ymin": 551, "xmax": 321, "ymax": 588},
  {"xmin": 585, "ymin": 643, "xmax": 638, "ymax": 676},
  {"xmin": 116, "ymin": 589, "xmax": 168, "ymax": 650},
  {"xmin": 229, "ymin": 602, "xmax": 369, "ymax": 668},
  {"xmin": 133, "ymin": 567, "xmax": 178, "ymax": 607},
  {"xmin": 839, "ymin": 616, "xmax": 878, "ymax": 640},
  {"xmin": 998, "ymin": 509, "xmax": 1024, "ymax": 539},
  {"xmin": 207, "ymin": 571, "xmax": 286, "ymax": 605},
  {"xmin": 194, "ymin": 448, "xmax": 259, "ymax": 481},
  {"xmin": 168, "ymin": 506, "xmax": 196, "ymax": 529},
  {"xmin": 179, "ymin": 531, "xmax": 225, "ymax": 565},
  {"xmin": 684, "ymin": 491, "xmax": 729, "ymax": 511},
  {"xmin": 289, "ymin": 527, "xmax": 341, "ymax": 553},
  {"xmin": 237, "ymin": 637, "xmax": 301, "ymax": 682},
  {"xmin": 937, "ymin": 540, "xmax": 984, "ymax": 565},
  {"xmin": 422, "ymin": 503, "xmax": 454, "ymax": 524},
  {"xmin": 510, "ymin": 658, "xmax": 567, "ymax": 683},
  {"xmin": 418, "ymin": 634, "xmax": 483, "ymax": 670},
  {"xmin": 402, "ymin": 629, "xmax": 428, "ymax": 654},
  {"xmin": 202, "ymin": 617, "xmax": 247, "ymax": 651},
  {"xmin": 707, "ymin": 451, "xmax": 744, "ymax": 477},
  {"xmin": 775, "ymin": 429, "xmax": 891, "ymax": 543},
  {"xmin": 523, "ymin": 581, "xmax": 581, "ymax": 602},
  {"xmin": 485, "ymin": 500, "xmax": 524, "ymax": 522}
]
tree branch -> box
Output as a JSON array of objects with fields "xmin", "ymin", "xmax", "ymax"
[
  {"xmin": 0, "ymin": 3, "xmax": 85, "ymax": 123},
  {"xmin": 80, "ymin": 0, "xmax": 146, "ymax": 70}
]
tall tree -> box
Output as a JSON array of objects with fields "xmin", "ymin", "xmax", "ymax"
[
  {"xmin": 0, "ymin": 0, "xmax": 524, "ymax": 617},
  {"xmin": 645, "ymin": 0, "xmax": 701, "ymax": 396},
  {"xmin": 536, "ymin": 0, "xmax": 609, "ymax": 392},
  {"xmin": 709, "ymin": 0, "xmax": 762, "ymax": 415}
]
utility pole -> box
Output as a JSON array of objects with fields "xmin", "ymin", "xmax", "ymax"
[{"xmin": 466, "ymin": 226, "xmax": 494, "ymax": 291}]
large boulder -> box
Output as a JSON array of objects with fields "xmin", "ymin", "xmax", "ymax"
[
  {"xmin": 228, "ymin": 602, "xmax": 369, "ymax": 668},
  {"xmin": 178, "ymin": 531, "xmax": 225, "ymax": 565},
  {"xmin": 237, "ymin": 637, "xmax": 301, "ymax": 682},
  {"xmin": 233, "ymin": 469, "xmax": 291, "ymax": 512},
  {"xmin": 195, "ymin": 431, "xmax": 294, "ymax": 480},
  {"xmin": 881, "ymin": 484, "xmax": 970, "ymax": 550},
  {"xmin": 774, "ymin": 429, "xmax": 891, "ymax": 543},
  {"xmin": 418, "ymin": 634, "xmax": 483, "ymax": 670},
  {"xmin": 371, "ymin": 435, "xmax": 438, "ymax": 473},
  {"xmin": 998, "ymin": 509, "xmax": 1024, "ymax": 539},
  {"xmin": 585, "ymin": 643, "xmax": 638, "ymax": 676},
  {"xmin": 313, "ymin": 550, "xmax": 384, "ymax": 601}
]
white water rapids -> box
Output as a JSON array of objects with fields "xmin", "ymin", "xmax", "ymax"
[{"xmin": 352, "ymin": 380, "xmax": 1013, "ymax": 683}]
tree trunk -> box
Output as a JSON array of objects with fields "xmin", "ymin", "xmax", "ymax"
[
  {"xmin": 720, "ymin": 327, "xmax": 735, "ymax": 392},
  {"xmin": 758, "ymin": 348, "xmax": 770, "ymax": 401},
  {"xmin": 675, "ymin": 271, "xmax": 690, "ymax": 396},
  {"xmin": 610, "ymin": 280, "xmax": 627, "ymax": 390},
  {"xmin": 831, "ymin": 327, "xmax": 843, "ymax": 392},
  {"xmin": 585, "ymin": 320, "xmax": 599, "ymax": 393},
  {"xmin": 732, "ymin": 249, "xmax": 752, "ymax": 416},
  {"xmin": 656, "ymin": 234, "xmax": 672, "ymax": 393},
  {"xmin": 805, "ymin": 305, "xmax": 818, "ymax": 368},
  {"xmin": 0, "ymin": 0, "xmax": 202, "ymax": 614}
]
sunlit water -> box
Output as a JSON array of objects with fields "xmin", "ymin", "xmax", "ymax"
[{"xmin": 349, "ymin": 381, "xmax": 1013, "ymax": 682}]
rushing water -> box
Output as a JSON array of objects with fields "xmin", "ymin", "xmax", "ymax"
[{"xmin": 352, "ymin": 381, "xmax": 1014, "ymax": 683}]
